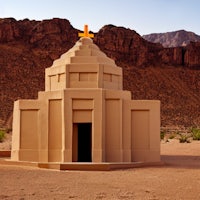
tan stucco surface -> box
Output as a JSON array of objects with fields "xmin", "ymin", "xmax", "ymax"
[{"xmin": 11, "ymin": 37, "xmax": 160, "ymax": 168}]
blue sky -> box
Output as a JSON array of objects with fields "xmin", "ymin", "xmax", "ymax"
[{"xmin": 0, "ymin": 0, "xmax": 200, "ymax": 35}]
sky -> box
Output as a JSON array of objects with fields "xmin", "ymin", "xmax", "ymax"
[{"xmin": 0, "ymin": 0, "xmax": 200, "ymax": 36}]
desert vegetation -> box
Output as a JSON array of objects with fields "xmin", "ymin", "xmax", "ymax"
[
  {"xmin": 161, "ymin": 126, "xmax": 200, "ymax": 143},
  {"xmin": 0, "ymin": 129, "xmax": 5, "ymax": 143}
]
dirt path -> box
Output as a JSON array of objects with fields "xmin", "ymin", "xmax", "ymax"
[{"xmin": 0, "ymin": 140, "xmax": 200, "ymax": 200}]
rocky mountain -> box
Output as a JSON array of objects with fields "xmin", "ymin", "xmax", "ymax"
[
  {"xmin": 143, "ymin": 30, "xmax": 200, "ymax": 47},
  {"xmin": 0, "ymin": 18, "xmax": 199, "ymax": 128}
]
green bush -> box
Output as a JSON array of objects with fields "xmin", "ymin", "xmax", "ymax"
[
  {"xmin": 179, "ymin": 134, "xmax": 190, "ymax": 143},
  {"xmin": 169, "ymin": 133, "xmax": 177, "ymax": 139},
  {"xmin": 160, "ymin": 131, "xmax": 165, "ymax": 140},
  {"xmin": 0, "ymin": 130, "xmax": 5, "ymax": 143},
  {"xmin": 191, "ymin": 127, "xmax": 200, "ymax": 140}
]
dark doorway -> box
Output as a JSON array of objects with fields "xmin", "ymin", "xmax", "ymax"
[{"xmin": 77, "ymin": 123, "xmax": 92, "ymax": 162}]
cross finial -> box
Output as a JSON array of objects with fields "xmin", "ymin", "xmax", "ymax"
[{"xmin": 78, "ymin": 25, "xmax": 94, "ymax": 38}]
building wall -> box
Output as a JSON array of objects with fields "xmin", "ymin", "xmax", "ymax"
[
  {"xmin": 45, "ymin": 63, "xmax": 122, "ymax": 91},
  {"xmin": 105, "ymin": 99, "xmax": 122, "ymax": 162},
  {"xmin": 11, "ymin": 37, "xmax": 160, "ymax": 165},
  {"xmin": 48, "ymin": 99, "xmax": 62, "ymax": 162},
  {"xmin": 63, "ymin": 89, "xmax": 105, "ymax": 162},
  {"xmin": 123, "ymin": 100, "xmax": 160, "ymax": 162},
  {"xmin": 11, "ymin": 100, "xmax": 41, "ymax": 161},
  {"xmin": 11, "ymin": 89, "xmax": 160, "ymax": 163}
]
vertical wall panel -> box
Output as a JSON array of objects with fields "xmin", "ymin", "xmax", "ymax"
[
  {"xmin": 105, "ymin": 99, "xmax": 121, "ymax": 161},
  {"xmin": 131, "ymin": 110, "xmax": 149, "ymax": 161},
  {"xmin": 20, "ymin": 110, "xmax": 38, "ymax": 149},
  {"xmin": 48, "ymin": 100, "xmax": 62, "ymax": 161}
]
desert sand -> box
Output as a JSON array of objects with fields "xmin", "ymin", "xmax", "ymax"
[{"xmin": 0, "ymin": 139, "xmax": 200, "ymax": 200}]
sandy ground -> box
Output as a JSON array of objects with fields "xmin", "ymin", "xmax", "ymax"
[{"xmin": 0, "ymin": 139, "xmax": 200, "ymax": 200}]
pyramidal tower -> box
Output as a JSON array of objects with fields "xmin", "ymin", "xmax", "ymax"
[{"xmin": 11, "ymin": 26, "xmax": 161, "ymax": 170}]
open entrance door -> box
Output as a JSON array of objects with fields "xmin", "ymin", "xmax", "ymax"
[{"xmin": 72, "ymin": 123, "xmax": 92, "ymax": 162}]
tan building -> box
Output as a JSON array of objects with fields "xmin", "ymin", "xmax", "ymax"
[{"xmin": 11, "ymin": 32, "xmax": 160, "ymax": 170}]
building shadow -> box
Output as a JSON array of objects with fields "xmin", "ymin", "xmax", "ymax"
[{"xmin": 161, "ymin": 155, "xmax": 200, "ymax": 169}]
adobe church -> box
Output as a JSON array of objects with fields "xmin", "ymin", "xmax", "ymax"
[{"xmin": 11, "ymin": 26, "xmax": 160, "ymax": 170}]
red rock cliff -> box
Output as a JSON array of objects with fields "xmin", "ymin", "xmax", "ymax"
[{"xmin": 0, "ymin": 19, "xmax": 199, "ymax": 128}]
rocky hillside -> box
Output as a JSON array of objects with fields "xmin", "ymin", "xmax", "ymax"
[
  {"xmin": 0, "ymin": 18, "xmax": 199, "ymax": 128},
  {"xmin": 143, "ymin": 30, "xmax": 200, "ymax": 47}
]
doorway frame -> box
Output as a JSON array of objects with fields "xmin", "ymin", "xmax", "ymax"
[{"xmin": 72, "ymin": 123, "xmax": 92, "ymax": 162}]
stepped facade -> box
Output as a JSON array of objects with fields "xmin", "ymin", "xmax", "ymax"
[{"xmin": 11, "ymin": 35, "xmax": 160, "ymax": 169}]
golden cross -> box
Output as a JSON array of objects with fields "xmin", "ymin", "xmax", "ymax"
[{"xmin": 78, "ymin": 25, "xmax": 94, "ymax": 38}]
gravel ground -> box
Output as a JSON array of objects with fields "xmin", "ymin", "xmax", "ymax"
[{"xmin": 0, "ymin": 139, "xmax": 200, "ymax": 200}]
